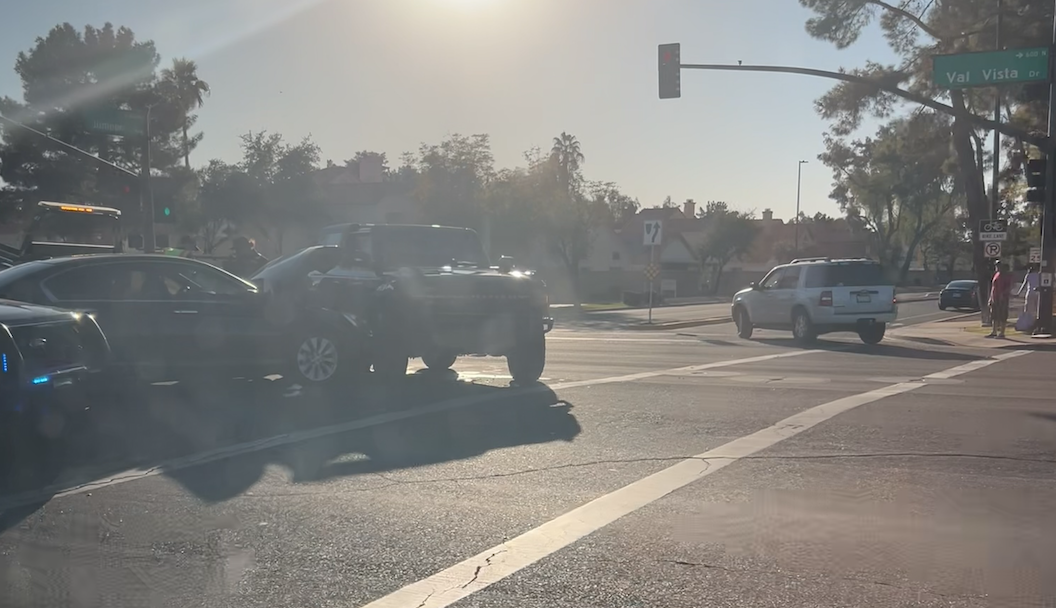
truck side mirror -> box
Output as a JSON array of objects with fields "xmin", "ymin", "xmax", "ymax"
[{"xmin": 498, "ymin": 255, "xmax": 514, "ymax": 273}]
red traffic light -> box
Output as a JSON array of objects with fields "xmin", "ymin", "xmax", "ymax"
[
  {"xmin": 662, "ymin": 51, "xmax": 672, "ymax": 64},
  {"xmin": 123, "ymin": 185, "xmax": 131, "ymax": 194}
]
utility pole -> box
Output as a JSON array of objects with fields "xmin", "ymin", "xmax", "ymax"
[
  {"xmin": 794, "ymin": 159, "xmax": 808, "ymax": 255},
  {"xmin": 982, "ymin": 0, "xmax": 1004, "ymax": 327},
  {"xmin": 140, "ymin": 106, "xmax": 156, "ymax": 253},
  {"xmin": 1034, "ymin": 0, "xmax": 1056, "ymax": 338}
]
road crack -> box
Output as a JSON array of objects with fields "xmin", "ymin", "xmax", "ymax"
[{"xmin": 461, "ymin": 547, "xmax": 508, "ymax": 589}]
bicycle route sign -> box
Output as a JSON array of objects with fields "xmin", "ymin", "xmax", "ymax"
[{"xmin": 979, "ymin": 219, "xmax": 1008, "ymax": 241}]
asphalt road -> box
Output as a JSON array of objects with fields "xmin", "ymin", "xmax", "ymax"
[
  {"xmin": 2, "ymin": 305, "xmax": 1053, "ymax": 607},
  {"xmin": 558, "ymin": 296, "xmax": 960, "ymax": 330}
]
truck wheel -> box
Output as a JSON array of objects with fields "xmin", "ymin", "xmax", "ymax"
[
  {"xmin": 507, "ymin": 330, "xmax": 546, "ymax": 385},
  {"xmin": 422, "ymin": 351, "xmax": 457, "ymax": 370}
]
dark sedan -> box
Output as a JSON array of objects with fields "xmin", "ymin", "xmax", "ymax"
[
  {"xmin": 939, "ymin": 280, "xmax": 980, "ymax": 311},
  {"xmin": 0, "ymin": 255, "xmax": 367, "ymax": 389}
]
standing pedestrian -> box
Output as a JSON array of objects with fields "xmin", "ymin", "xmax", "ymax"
[
  {"xmin": 1016, "ymin": 263, "xmax": 1040, "ymax": 332},
  {"xmin": 224, "ymin": 236, "xmax": 268, "ymax": 278},
  {"xmin": 987, "ymin": 261, "xmax": 1013, "ymax": 338}
]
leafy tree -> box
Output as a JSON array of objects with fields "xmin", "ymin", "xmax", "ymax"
[
  {"xmin": 587, "ymin": 180, "xmax": 639, "ymax": 226},
  {"xmin": 661, "ymin": 195, "xmax": 675, "ymax": 208},
  {"xmin": 403, "ymin": 133, "xmax": 495, "ymax": 230},
  {"xmin": 698, "ymin": 201, "xmax": 730, "ymax": 218},
  {"xmin": 549, "ymin": 131, "xmax": 584, "ymax": 194},
  {"xmin": 800, "ymin": 0, "xmax": 1053, "ymax": 289},
  {"xmin": 696, "ymin": 206, "xmax": 760, "ymax": 294},
  {"xmin": 819, "ymin": 111, "xmax": 958, "ymax": 282},
  {"xmin": 158, "ymin": 58, "xmax": 209, "ymax": 169},
  {"xmin": 0, "ymin": 22, "xmax": 194, "ymax": 221},
  {"xmin": 190, "ymin": 160, "xmax": 244, "ymax": 253},
  {"xmin": 236, "ymin": 131, "xmax": 325, "ymax": 253},
  {"xmin": 920, "ymin": 214, "xmax": 971, "ymax": 279}
]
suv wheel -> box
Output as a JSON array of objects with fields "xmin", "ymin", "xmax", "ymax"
[
  {"xmin": 507, "ymin": 330, "xmax": 546, "ymax": 385},
  {"xmin": 791, "ymin": 309, "xmax": 816, "ymax": 344},
  {"xmin": 422, "ymin": 351, "xmax": 457, "ymax": 370},
  {"xmin": 858, "ymin": 322, "xmax": 886, "ymax": 345},
  {"xmin": 734, "ymin": 306, "xmax": 754, "ymax": 339}
]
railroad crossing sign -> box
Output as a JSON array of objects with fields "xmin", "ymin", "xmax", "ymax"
[
  {"xmin": 984, "ymin": 241, "xmax": 1002, "ymax": 258},
  {"xmin": 1030, "ymin": 247, "xmax": 1042, "ymax": 264},
  {"xmin": 643, "ymin": 220, "xmax": 663, "ymax": 246},
  {"xmin": 644, "ymin": 263, "xmax": 660, "ymax": 282},
  {"xmin": 979, "ymin": 219, "xmax": 1008, "ymax": 241}
]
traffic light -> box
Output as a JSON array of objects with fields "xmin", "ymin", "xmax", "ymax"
[
  {"xmin": 1026, "ymin": 157, "xmax": 1047, "ymax": 206},
  {"xmin": 154, "ymin": 202, "xmax": 175, "ymax": 223},
  {"xmin": 658, "ymin": 43, "xmax": 681, "ymax": 99}
]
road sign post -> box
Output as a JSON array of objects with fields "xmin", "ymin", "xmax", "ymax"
[
  {"xmin": 643, "ymin": 220, "xmax": 663, "ymax": 324},
  {"xmin": 932, "ymin": 47, "xmax": 1050, "ymax": 89}
]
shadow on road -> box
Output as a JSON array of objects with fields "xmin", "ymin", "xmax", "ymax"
[
  {"xmin": 1, "ymin": 370, "xmax": 580, "ymax": 526},
  {"xmin": 165, "ymin": 383, "xmax": 579, "ymax": 502},
  {"xmin": 753, "ymin": 338, "xmax": 982, "ymax": 361}
]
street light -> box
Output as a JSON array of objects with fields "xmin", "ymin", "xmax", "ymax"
[{"xmin": 794, "ymin": 160, "xmax": 808, "ymax": 255}]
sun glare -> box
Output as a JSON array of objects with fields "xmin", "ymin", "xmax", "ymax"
[{"xmin": 436, "ymin": 0, "xmax": 497, "ymax": 10}]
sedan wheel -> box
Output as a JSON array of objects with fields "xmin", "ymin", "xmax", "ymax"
[{"xmin": 295, "ymin": 335, "xmax": 340, "ymax": 383}]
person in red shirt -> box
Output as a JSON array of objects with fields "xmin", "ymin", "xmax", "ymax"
[{"xmin": 988, "ymin": 261, "xmax": 1013, "ymax": 338}]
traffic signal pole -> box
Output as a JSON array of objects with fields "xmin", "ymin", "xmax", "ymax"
[
  {"xmin": 140, "ymin": 107, "xmax": 156, "ymax": 253},
  {"xmin": 1034, "ymin": 9, "xmax": 1056, "ymax": 338}
]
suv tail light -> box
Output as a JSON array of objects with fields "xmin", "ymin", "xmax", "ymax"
[{"xmin": 819, "ymin": 291, "xmax": 833, "ymax": 307}]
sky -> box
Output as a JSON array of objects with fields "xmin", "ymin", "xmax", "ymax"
[{"xmin": 0, "ymin": 0, "xmax": 902, "ymax": 222}]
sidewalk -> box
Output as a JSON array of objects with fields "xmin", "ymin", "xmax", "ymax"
[{"xmin": 889, "ymin": 313, "xmax": 1056, "ymax": 350}]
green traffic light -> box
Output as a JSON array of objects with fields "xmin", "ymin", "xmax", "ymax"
[{"xmin": 164, "ymin": 207, "xmax": 171, "ymax": 216}]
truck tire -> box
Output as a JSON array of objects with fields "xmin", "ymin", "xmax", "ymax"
[{"xmin": 507, "ymin": 330, "xmax": 546, "ymax": 385}]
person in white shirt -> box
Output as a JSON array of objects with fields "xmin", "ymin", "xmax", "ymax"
[{"xmin": 1016, "ymin": 264, "xmax": 1040, "ymax": 332}]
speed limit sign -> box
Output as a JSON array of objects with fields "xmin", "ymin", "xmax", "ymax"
[{"xmin": 984, "ymin": 241, "xmax": 1002, "ymax": 258}]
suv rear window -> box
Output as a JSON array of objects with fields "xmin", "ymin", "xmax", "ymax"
[{"xmin": 804, "ymin": 263, "xmax": 892, "ymax": 288}]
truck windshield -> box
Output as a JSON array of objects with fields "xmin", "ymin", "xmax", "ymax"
[
  {"xmin": 30, "ymin": 211, "xmax": 119, "ymax": 246},
  {"xmin": 376, "ymin": 227, "xmax": 489, "ymax": 269}
]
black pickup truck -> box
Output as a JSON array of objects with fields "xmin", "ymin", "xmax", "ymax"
[{"xmin": 311, "ymin": 223, "xmax": 554, "ymax": 384}]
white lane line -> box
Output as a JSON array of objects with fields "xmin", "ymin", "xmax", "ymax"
[
  {"xmin": 548, "ymin": 337, "xmax": 715, "ymax": 344},
  {"xmin": 356, "ymin": 350, "xmax": 1032, "ymax": 608},
  {"xmin": 0, "ymin": 349, "xmax": 820, "ymax": 511}
]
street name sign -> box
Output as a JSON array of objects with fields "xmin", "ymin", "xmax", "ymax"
[
  {"xmin": 933, "ymin": 47, "xmax": 1050, "ymax": 89},
  {"xmin": 84, "ymin": 109, "xmax": 143, "ymax": 137},
  {"xmin": 643, "ymin": 220, "xmax": 663, "ymax": 246}
]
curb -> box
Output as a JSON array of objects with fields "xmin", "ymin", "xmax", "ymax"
[{"xmin": 622, "ymin": 317, "xmax": 730, "ymax": 331}]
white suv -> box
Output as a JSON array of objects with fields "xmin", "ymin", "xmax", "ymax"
[{"xmin": 731, "ymin": 258, "xmax": 898, "ymax": 344}]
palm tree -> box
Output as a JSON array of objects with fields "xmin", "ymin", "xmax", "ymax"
[
  {"xmin": 160, "ymin": 58, "xmax": 210, "ymax": 169},
  {"xmin": 549, "ymin": 132, "xmax": 584, "ymax": 194}
]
